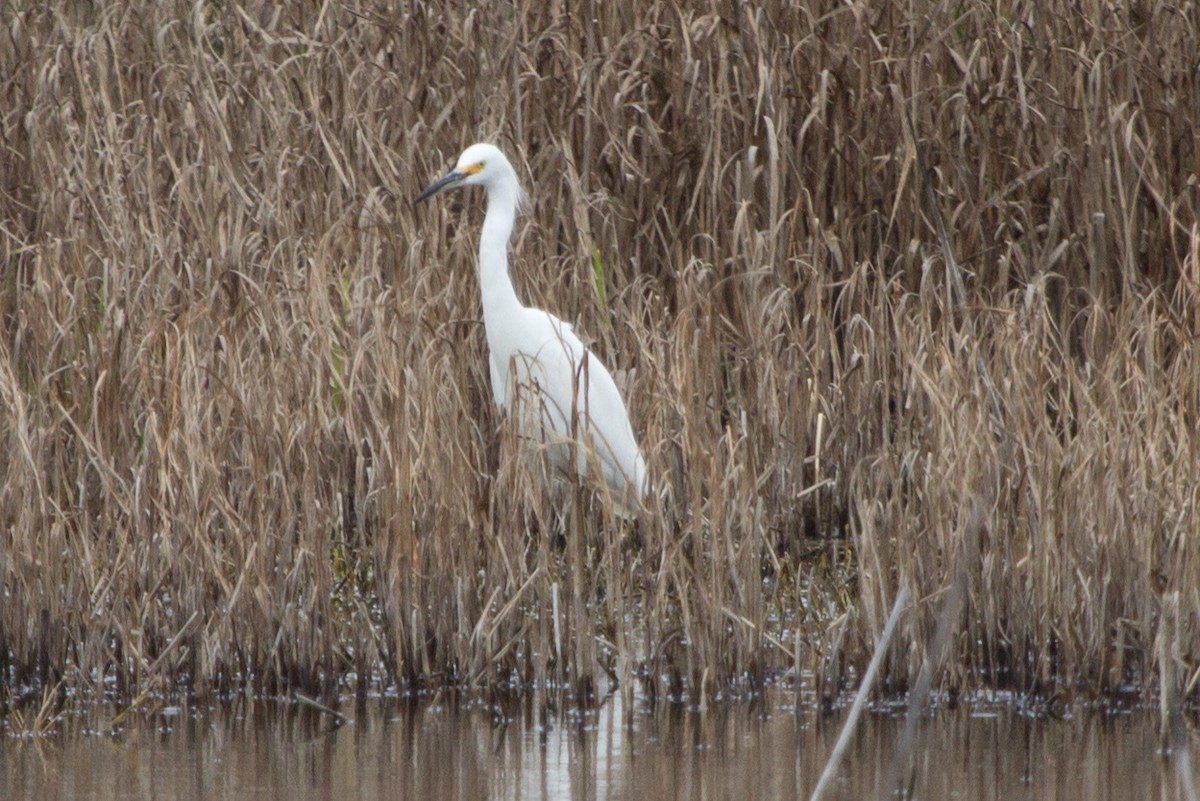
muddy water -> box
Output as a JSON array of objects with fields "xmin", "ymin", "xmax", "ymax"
[{"xmin": 2, "ymin": 690, "xmax": 1193, "ymax": 800}]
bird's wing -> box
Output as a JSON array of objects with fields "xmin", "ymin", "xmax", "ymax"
[
  {"xmin": 530, "ymin": 311, "xmax": 646, "ymax": 496},
  {"xmin": 487, "ymin": 307, "xmax": 646, "ymax": 503}
]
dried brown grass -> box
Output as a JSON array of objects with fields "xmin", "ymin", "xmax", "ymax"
[{"xmin": 1, "ymin": 0, "xmax": 1197, "ymax": 720}]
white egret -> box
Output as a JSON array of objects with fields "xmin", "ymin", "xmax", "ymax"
[{"xmin": 414, "ymin": 143, "xmax": 647, "ymax": 515}]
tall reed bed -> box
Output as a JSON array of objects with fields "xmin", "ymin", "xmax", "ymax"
[{"xmin": 1, "ymin": 0, "xmax": 1197, "ymax": 717}]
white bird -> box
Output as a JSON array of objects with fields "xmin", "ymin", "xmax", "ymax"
[{"xmin": 414, "ymin": 143, "xmax": 648, "ymax": 515}]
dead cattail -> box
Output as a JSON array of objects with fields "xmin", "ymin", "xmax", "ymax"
[{"xmin": 0, "ymin": 1, "xmax": 1197, "ymax": 720}]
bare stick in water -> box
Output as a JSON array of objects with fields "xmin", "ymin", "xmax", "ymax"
[{"xmin": 809, "ymin": 586, "xmax": 910, "ymax": 801}]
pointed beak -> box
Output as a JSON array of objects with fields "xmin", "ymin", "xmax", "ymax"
[{"xmin": 413, "ymin": 169, "xmax": 466, "ymax": 205}]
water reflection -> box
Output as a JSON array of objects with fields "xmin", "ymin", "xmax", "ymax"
[{"xmin": 2, "ymin": 690, "xmax": 1194, "ymax": 800}]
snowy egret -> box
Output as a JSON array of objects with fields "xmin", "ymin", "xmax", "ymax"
[{"xmin": 414, "ymin": 143, "xmax": 648, "ymax": 515}]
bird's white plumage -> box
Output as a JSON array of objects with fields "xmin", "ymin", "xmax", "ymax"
[{"xmin": 416, "ymin": 143, "xmax": 647, "ymax": 513}]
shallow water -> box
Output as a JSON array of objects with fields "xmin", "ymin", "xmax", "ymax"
[{"xmin": 2, "ymin": 690, "xmax": 1194, "ymax": 800}]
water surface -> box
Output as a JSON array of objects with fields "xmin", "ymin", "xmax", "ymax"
[{"xmin": 2, "ymin": 690, "xmax": 1193, "ymax": 800}]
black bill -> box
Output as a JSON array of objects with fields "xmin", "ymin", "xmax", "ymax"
[{"xmin": 413, "ymin": 169, "xmax": 466, "ymax": 205}]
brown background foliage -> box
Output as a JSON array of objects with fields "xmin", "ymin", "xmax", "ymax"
[{"xmin": 1, "ymin": 0, "xmax": 1197, "ymax": 712}]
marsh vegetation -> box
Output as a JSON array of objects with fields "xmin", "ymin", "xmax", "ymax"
[{"xmin": 1, "ymin": 0, "xmax": 1197, "ymax": 730}]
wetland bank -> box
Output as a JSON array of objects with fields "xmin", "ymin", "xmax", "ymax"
[{"xmin": 1, "ymin": 1, "xmax": 1198, "ymax": 794}]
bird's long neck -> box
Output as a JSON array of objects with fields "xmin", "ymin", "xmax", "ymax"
[{"xmin": 478, "ymin": 179, "xmax": 524, "ymax": 324}]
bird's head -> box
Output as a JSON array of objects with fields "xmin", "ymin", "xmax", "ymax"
[{"xmin": 413, "ymin": 143, "xmax": 517, "ymax": 205}]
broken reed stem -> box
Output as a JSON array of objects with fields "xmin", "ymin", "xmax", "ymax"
[
  {"xmin": 294, "ymin": 692, "xmax": 350, "ymax": 727},
  {"xmin": 1160, "ymin": 592, "xmax": 1199, "ymax": 801},
  {"xmin": 882, "ymin": 497, "xmax": 991, "ymax": 801},
  {"xmin": 810, "ymin": 586, "xmax": 910, "ymax": 801}
]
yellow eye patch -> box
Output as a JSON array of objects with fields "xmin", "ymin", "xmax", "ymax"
[{"xmin": 461, "ymin": 162, "xmax": 484, "ymax": 175}]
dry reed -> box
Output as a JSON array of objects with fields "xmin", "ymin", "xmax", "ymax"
[{"xmin": 1, "ymin": 0, "xmax": 1197, "ymax": 724}]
